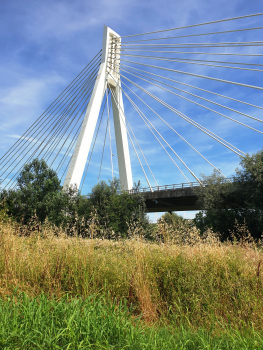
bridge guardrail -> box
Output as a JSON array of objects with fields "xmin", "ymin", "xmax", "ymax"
[{"xmin": 126, "ymin": 177, "xmax": 234, "ymax": 194}]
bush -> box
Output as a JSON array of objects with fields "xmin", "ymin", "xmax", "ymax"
[
  {"xmin": 194, "ymin": 149, "xmax": 263, "ymax": 240},
  {"xmin": 0, "ymin": 160, "xmax": 150, "ymax": 238}
]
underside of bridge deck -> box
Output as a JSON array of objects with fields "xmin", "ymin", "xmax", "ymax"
[{"xmin": 143, "ymin": 186, "xmax": 202, "ymax": 213}]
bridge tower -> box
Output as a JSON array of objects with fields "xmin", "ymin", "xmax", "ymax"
[{"xmin": 63, "ymin": 26, "xmax": 133, "ymax": 191}]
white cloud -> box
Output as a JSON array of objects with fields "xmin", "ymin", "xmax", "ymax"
[{"xmin": 0, "ymin": 73, "xmax": 65, "ymax": 131}]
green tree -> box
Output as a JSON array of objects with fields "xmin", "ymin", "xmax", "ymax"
[
  {"xmin": 193, "ymin": 149, "xmax": 263, "ymax": 240},
  {"xmin": 1, "ymin": 159, "xmax": 150, "ymax": 238},
  {"xmin": 15, "ymin": 159, "xmax": 62, "ymax": 223},
  {"xmin": 83, "ymin": 178, "xmax": 149, "ymax": 237},
  {"xmin": 158, "ymin": 212, "xmax": 186, "ymax": 227}
]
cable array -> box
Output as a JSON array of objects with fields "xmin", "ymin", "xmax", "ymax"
[
  {"xmin": 1, "ymin": 13, "xmax": 263, "ymax": 192},
  {"xmin": 0, "ymin": 52, "xmax": 102, "ymax": 190},
  {"xmin": 106, "ymin": 13, "xmax": 263, "ymax": 186}
]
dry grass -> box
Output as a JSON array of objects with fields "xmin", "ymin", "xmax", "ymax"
[{"xmin": 0, "ymin": 212, "xmax": 263, "ymax": 331}]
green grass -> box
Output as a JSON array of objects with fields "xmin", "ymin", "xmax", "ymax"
[
  {"xmin": 1, "ymin": 219, "xmax": 263, "ymax": 348},
  {"xmin": 1, "ymin": 228, "xmax": 263, "ymax": 330},
  {"xmin": 0, "ymin": 292, "xmax": 263, "ymax": 350}
]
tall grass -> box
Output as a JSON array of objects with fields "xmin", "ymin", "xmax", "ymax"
[
  {"xmin": 0, "ymin": 213, "xmax": 263, "ymax": 333},
  {"xmin": 1, "ymin": 292, "xmax": 263, "ymax": 349}
]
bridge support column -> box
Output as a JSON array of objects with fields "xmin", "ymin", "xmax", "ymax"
[
  {"xmin": 63, "ymin": 25, "xmax": 133, "ymax": 191},
  {"xmin": 111, "ymin": 83, "xmax": 133, "ymax": 191}
]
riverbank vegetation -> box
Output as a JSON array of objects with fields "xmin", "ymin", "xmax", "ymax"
[
  {"xmin": 194, "ymin": 149, "xmax": 263, "ymax": 240},
  {"xmin": 0, "ymin": 213, "xmax": 263, "ymax": 348},
  {"xmin": 1, "ymin": 151, "xmax": 263, "ymax": 348},
  {"xmin": 0, "ymin": 159, "xmax": 149, "ymax": 238}
]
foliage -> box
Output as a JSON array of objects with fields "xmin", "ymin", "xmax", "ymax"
[
  {"xmin": 60, "ymin": 178, "xmax": 150, "ymax": 238},
  {"xmin": 155, "ymin": 212, "xmax": 195, "ymax": 243},
  {"xmin": 1, "ymin": 292, "xmax": 262, "ymax": 350},
  {"xmin": 86, "ymin": 178, "xmax": 149, "ymax": 237},
  {"xmin": 1, "ymin": 217, "xmax": 263, "ymax": 335},
  {"xmin": 0, "ymin": 159, "xmax": 149, "ymax": 237},
  {"xmin": 194, "ymin": 149, "xmax": 263, "ymax": 240},
  {"xmin": 1, "ymin": 159, "xmax": 62, "ymax": 224},
  {"xmin": 158, "ymin": 212, "xmax": 186, "ymax": 226}
]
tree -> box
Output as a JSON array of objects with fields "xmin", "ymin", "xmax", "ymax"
[
  {"xmin": 193, "ymin": 149, "xmax": 263, "ymax": 240},
  {"xmin": 15, "ymin": 159, "xmax": 62, "ymax": 223},
  {"xmin": 158, "ymin": 212, "xmax": 186, "ymax": 227},
  {"xmin": 82, "ymin": 178, "xmax": 149, "ymax": 237},
  {"xmin": 0, "ymin": 158, "xmax": 150, "ymax": 238}
]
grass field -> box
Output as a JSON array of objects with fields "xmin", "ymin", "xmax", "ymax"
[
  {"xmin": 0, "ymin": 215, "xmax": 263, "ymax": 348},
  {"xmin": 1, "ymin": 292, "xmax": 263, "ymax": 349}
]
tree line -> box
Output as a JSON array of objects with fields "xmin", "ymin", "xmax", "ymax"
[
  {"xmin": 0, "ymin": 159, "xmax": 149, "ymax": 237},
  {"xmin": 1, "ymin": 149, "xmax": 263, "ymax": 240},
  {"xmin": 193, "ymin": 149, "xmax": 263, "ymax": 240}
]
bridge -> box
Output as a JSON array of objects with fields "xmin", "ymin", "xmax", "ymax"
[
  {"xmin": 129, "ymin": 178, "xmax": 232, "ymax": 212},
  {"xmin": 128, "ymin": 182, "xmax": 200, "ymax": 212},
  {"xmin": 0, "ymin": 13, "xmax": 263, "ymax": 212}
]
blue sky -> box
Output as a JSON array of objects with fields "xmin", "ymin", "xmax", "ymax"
[{"xmin": 0, "ymin": 0, "xmax": 263, "ymax": 220}]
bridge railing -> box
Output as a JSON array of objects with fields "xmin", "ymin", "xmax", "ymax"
[{"xmin": 126, "ymin": 177, "xmax": 233, "ymax": 194}]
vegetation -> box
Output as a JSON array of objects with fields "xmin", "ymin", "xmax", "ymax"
[
  {"xmin": 3, "ymin": 150, "xmax": 263, "ymax": 241},
  {"xmin": 194, "ymin": 149, "xmax": 263, "ymax": 240},
  {"xmin": 2, "ymin": 159, "xmax": 62, "ymax": 224},
  {"xmin": 0, "ymin": 159, "xmax": 148, "ymax": 237},
  {"xmin": 0, "ymin": 216, "xmax": 262, "ymax": 330},
  {"xmin": 1, "ymin": 153, "xmax": 263, "ymax": 348},
  {"xmin": 158, "ymin": 212, "xmax": 186, "ymax": 227},
  {"xmin": 1, "ymin": 292, "xmax": 262, "ymax": 349}
]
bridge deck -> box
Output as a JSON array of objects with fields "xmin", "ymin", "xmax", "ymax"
[
  {"xmin": 128, "ymin": 179, "xmax": 232, "ymax": 212},
  {"xmin": 128, "ymin": 182, "xmax": 202, "ymax": 212},
  {"xmin": 143, "ymin": 186, "xmax": 200, "ymax": 212}
]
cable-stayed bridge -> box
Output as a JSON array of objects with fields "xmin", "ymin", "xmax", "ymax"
[{"xmin": 1, "ymin": 13, "xmax": 263, "ymax": 212}]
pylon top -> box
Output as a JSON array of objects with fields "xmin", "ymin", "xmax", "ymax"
[{"xmin": 102, "ymin": 25, "xmax": 121, "ymax": 88}]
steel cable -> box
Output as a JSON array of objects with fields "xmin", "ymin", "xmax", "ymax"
[
  {"xmin": 118, "ymin": 74, "xmax": 245, "ymax": 155},
  {"xmin": 0, "ymin": 52, "xmax": 102, "ymax": 165},
  {"xmin": 0, "ymin": 58, "xmax": 101, "ymax": 172},
  {"xmin": 118, "ymin": 59, "xmax": 263, "ymax": 91},
  {"xmin": 109, "ymin": 85, "xmax": 158, "ymax": 186},
  {"xmin": 3, "ymin": 77, "xmax": 97, "ymax": 190},
  {"xmin": 117, "ymin": 63, "xmax": 263, "ymax": 110},
  {"xmin": 80, "ymin": 91, "xmax": 108, "ymax": 193},
  {"xmin": 42, "ymin": 71, "xmax": 99, "ymax": 162},
  {"xmin": 121, "ymin": 26, "xmax": 263, "ymax": 43},
  {"xmin": 0, "ymin": 73, "xmax": 97, "ymax": 181},
  {"xmin": 115, "ymin": 53, "xmax": 263, "ymax": 68},
  {"xmin": 119, "ymin": 68, "xmax": 263, "ymax": 130},
  {"xmin": 115, "ymin": 54, "xmax": 263, "ymax": 72},
  {"xmin": 119, "ymin": 49, "xmax": 263, "ymax": 57},
  {"xmin": 121, "ymin": 12, "xmax": 263, "ymax": 38},
  {"xmin": 109, "ymin": 72, "xmax": 227, "ymax": 179}
]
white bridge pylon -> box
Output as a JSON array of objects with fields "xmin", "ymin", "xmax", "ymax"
[{"xmin": 63, "ymin": 26, "xmax": 133, "ymax": 191}]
